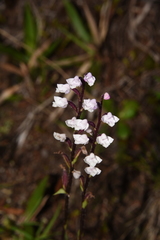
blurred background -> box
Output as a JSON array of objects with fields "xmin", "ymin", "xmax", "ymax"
[{"xmin": 0, "ymin": 0, "xmax": 160, "ymax": 239}]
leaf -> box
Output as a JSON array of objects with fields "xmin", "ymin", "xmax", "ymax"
[
  {"xmin": 63, "ymin": 0, "xmax": 91, "ymax": 42},
  {"xmin": 24, "ymin": 176, "xmax": 48, "ymax": 222},
  {"xmin": 119, "ymin": 100, "xmax": 139, "ymax": 120},
  {"xmin": 54, "ymin": 188, "xmax": 67, "ymax": 196},
  {"xmin": 24, "ymin": 3, "xmax": 38, "ymax": 53},
  {"xmin": 117, "ymin": 122, "xmax": 131, "ymax": 140}
]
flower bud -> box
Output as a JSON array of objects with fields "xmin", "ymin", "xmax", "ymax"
[{"xmin": 103, "ymin": 92, "xmax": 110, "ymax": 100}]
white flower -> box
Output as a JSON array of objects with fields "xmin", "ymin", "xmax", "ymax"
[
  {"xmin": 72, "ymin": 170, "xmax": 81, "ymax": 179},
  {"xmin": 101, "ymin": 112, "xmax": 119, "ymax": 127},
  {"xmin": 73, "ymin": 134, "xmax": 89, "ymax": 145},
  {"xmin": 96, "ymin": 133, "xmax": 114, "ymax": 148},
  {"xmin": 84, "ymin": 153, "xmax": 102, "ymax": 167},
  {"xmin": 65, "ymin": 117, "xmax": 76, "ymax": 129},
  {"xmin": 66, "ymin": 76, "xmax": 82, "ymax": 89},
  {"xmin": 84, "ymin": 166, "xmax": 101, "ymax": 177},
  {"xmin": 56, "ymin": 84, "xmax": 70, "ymax": 94},
  {"xmin": 82, "ymin": 99, "xmax": 98, "ymax": 112},
  {"xmin": 53, "ymin": 132, "xmax": 66, "ymax": 142},
  {"xmin": 84, "ymin": 72, "xmax": 96, "ymax": 86},
  {"xmin": 65, "ymin": 117, "xmax": 89, "ymax": 131},
  {"xmin": 103, "ymin": 92, "xmax": 110, "ymax": 100},
  {"xmin": 52, "ymin": 96, "xmax": 68, "ymax": 108}
]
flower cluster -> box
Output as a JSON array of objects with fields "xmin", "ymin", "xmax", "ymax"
[{"xmin": 52, "ymin": 72, "xmax": 119, "ymax": 177}]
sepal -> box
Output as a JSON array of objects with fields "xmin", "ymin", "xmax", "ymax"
[
  {"xmin": 61, "ymin": 165, "xmax": 68, "ymax": 190},
  {"xmin": 82, "ymin": 192, "xmax": 94, "ymax": 208},
  {"xmin": 65, "ymin": 137, "xmax": 72, "ymax": 150},
  {"xmin": 61, "ymin": 152, "xmax": 71, "ymax": 169},
  {"xmin": 72, "ymin": 148, "xmax": 82, "ymax": 165},
  {"xmin": 79, "ymin": 175, "xmax": 85, "ymax": 192},
  {"xmin": 88, "ymin": 121, "xmax": 95, "ymax": 128}
]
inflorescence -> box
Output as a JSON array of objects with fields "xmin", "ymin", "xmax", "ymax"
[{"xmin": 52, "ymin": 72, "xmax": 119, "ymax": 177}]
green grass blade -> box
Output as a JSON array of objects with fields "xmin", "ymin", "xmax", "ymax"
[
  {"xmin": 24, "ymin": 3, "xmax": 38, "ymax": 53},
  {"xmin": 0, "ymin": 43, "xmax": 29, "ymax": 62},
  {"xmin": 63, "ymin": 0, "xmax": 91, "ymax": 42},
  {"xmin": 9, "ymin": 225, "xmax": 33, "ymax": 240},
  {"xmin": 43, "ymin": 40, "xmax": 60, "ymax": 58},
  {"xmin": 38, "ymin": 205, "xmax": 61, "ymax": 239},
  {"xmin": 59, "ymin": 26, "xmax": 94, "ymax": 55},
  {"xmin": 24, "ymin": 176, "xmax": 48, "ymax": 222}
]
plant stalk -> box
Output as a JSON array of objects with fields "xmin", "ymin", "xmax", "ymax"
[
  {"xmin": 78, "ymin": 95, "xmax": 104, "ymax": 240},
  {"xmin": 62, "ymin": 79, "xmax": 86, "ymax": 240}
]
